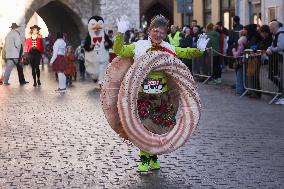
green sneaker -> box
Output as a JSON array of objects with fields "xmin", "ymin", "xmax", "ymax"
[
  {"xmin": 215, "ymin": 78, "xmax": 222, "ymax": 84},
  {"xmin": 138, "ymin": 161, "xmax": 149, "ymax": 172},
  {"xmin": 138, "ymin": 150, "xmax": 151, "ymax": 172},
  {"xmin": 149, "ymin": 155, "xmax": 160, "ymax": 170},
  {"xmin": 208, "ymin": 79, "xmax": 217, "ymax": 85}
]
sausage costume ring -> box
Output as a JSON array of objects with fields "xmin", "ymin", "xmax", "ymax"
[{"xmin": 101, "ymin": 51, "xmax": 201, "ymax": 155}]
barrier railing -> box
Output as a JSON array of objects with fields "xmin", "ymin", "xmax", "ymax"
[
  {"xmin": 191, "ymin": 48, "xmax": 213, "ymax": 84},
  {"xmin": 241, "ymin": 49, "xmax": 283, "ymax": 104}
]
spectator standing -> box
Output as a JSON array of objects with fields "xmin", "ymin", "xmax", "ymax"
[
  {"xmin": 232, "ymin": 30, "xmax": 247, "ymax": 95},
  {"xmin": 206, "ymin": 23, "xmax": 221, "ymax": 84},
  {"xmin": 243, "ymin": 24, "xmax": 262, "ymax": 98},
  {"xmin": 3, "ymin": 23, "xmax": 28, "ymax": 85},
  {"xmin": 168, "ymin": 25, "xmax": 182, "ymax": 47},
  {"xmin": 227, "ymin": 16, "xmax": 243, "ymax": 69},
  {"xmin": 0, "ymin": 38, "xmax": 4, "ymax": 84},
  {"xmin": 191, "ymin": 26, "xmax": 201, "ymax": 48},
  {"xmin": 180, "ymin": 27, "xmax": 193, "ymax": 71},
  {"xmin": 266, "ymin": 21, "xmax": 284, "ymax": 104},
  {"xmin": 74, "ymin": 40, "xmax": 86, "ymax": 80},
  {"xmin": 189, "ymin": 20, "xmax": 200, "ymax": 36},
  {"xmin": 215, "ymin": 22, "xmax": 228, "ymax": 69}
]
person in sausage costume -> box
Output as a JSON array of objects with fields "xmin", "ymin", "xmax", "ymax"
[{"xmin": 113, "ymin": 15, "xmax": 209, "ymax": 172}]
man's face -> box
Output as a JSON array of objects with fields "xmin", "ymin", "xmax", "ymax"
[
  {"xmin": 269, "ymin": 24, "xmax": 277, "ymax": 34},
  {"xmin": 191, "ymin": 21, "xmax": 197, "ymax": 27},
  {"xmin": 215, "ymin": 25, "xmax": 222, "ymax": 31},
  {"xmin": 108, "ymin": 32, "xmax": 113, "ymax": 37},
  {"xmin": 170, "ymin": 25, "xmax": 176, "ymax": 33},
  {"xmin": 148, "ymin": 27, "xmax": 166, "ymax": 44},
  {"xmin": 193, "ymin": 26, "xmax": 199, "ymax": 34}
]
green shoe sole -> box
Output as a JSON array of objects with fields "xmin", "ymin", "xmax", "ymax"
[
  {"xmin": 138, "ymin": 162, "xmax": 149, "ymax": 172},
  {"xmin": 149, "ymin": 160, "xmax": 160, "ymax": 170}
]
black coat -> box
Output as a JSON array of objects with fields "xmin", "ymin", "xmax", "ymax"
[
  {"xmin": 179, "ymin": 35, "xmax": 193, "ymax": 48},
  {"xmin": 257, "ymin": 35, "xmax": 273, "ymax": 50}
]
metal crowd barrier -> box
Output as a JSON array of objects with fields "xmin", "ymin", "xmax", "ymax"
[
  {"xmin": 191, "ymin": 48, "xmax": 213, "ymax": 84},
  {"xmin": 241, "ymin": 49, "xmax": 283, "ymax": 104}
]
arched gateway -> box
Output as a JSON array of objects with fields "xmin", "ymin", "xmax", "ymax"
[
  {"xmin": 24, "ymin": 0, "xmax": 140, "ymax": 47},
  {"xmin": 25, "ymin": 0, "xmax": 85, "ymax": 46}
]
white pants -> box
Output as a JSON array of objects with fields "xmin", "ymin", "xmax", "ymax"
[
  {"xmin": 98, "ymin": 62, "xmax": 108, "ymax": 85},
  {"xmin": 58, "ymin": 72, "xmax": 66, "ymax": 90}
]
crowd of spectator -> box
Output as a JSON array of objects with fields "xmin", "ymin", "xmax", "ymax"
[
  {"xmin": 118, "ymin": 16, "xmax": 284, "ymax": 105},
  {"xmin": 1, "ymin": 16, "xmax": 283, "ymax": 104}
]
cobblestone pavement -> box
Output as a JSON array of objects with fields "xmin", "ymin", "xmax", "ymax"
[{"xmin": 0, "ymin": 66, "xmax": 284, "ymax": 189}]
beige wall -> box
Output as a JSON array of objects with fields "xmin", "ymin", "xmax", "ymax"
[
  {"xmin": 212, "ymin": 0, "xmax": 220, "ymax": 24},
  {"xmin": 193, "ymin": 0, "xmax": 204, "ymax": 26},
  {"xmin": 173, "ymin": 0, "xmax": 182, "ymax": 27},
  {"xmin": 172, "ymin": 0, "xmax": 226, "ymax": 27}
]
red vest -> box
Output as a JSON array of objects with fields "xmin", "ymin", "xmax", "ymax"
[{"xmin": 24, "ymin": 36, "xmax": 44, "ymax": 53}]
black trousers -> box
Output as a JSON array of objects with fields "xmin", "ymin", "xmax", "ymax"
[
  {"xmin": 29, "ymin": 51, "xmax": 41, "ymax": 82},
  {"xmin": 11, "ymin": 59, "xmax": 26, "ymax": 84},
  {"xmin": 268, "ymin": 54, "xmax": 283, "ymax": 93},
  {"xmin": 78, "ymin": 60, "xmax": 85, "ymax": 77},
  {"xmin": 212, "ymin": 56, "xmax": 222, "ymax": 79}
]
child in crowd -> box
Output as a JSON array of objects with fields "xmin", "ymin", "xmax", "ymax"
[
  {"xmin": 232, "ymin": 30, "xmax": 247, "ymax": 95},
  {"xmin": 64, "ymin": 46, "xmax": 76, "ymax": 86}
]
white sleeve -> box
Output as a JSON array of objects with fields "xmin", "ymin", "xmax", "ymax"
[{"xmin": 50, "ymin": 41, "xmax": 59, "ymax": 64}]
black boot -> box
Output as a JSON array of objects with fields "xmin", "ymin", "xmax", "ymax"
[
  {"xmin": 32, "ymin": 69, "xmax": 37, "ymax": 87},
  {"xmin": 36, "ymin": 68, "xmax": 41, "ymax": 85}
]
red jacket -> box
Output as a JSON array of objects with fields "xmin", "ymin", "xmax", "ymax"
[{"xmin": 24, "ymin": 36, "xmax": 44, "ymax": 53}]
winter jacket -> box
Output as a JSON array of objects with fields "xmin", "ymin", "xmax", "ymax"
[
  {"xmin": 268, "ymin": 27, "xmax": 284, "ymax": 54},
  {"xmin": 206, "ymin": 30, "xmax": 220, "ymax": 56},
  {"xmin": 4, "ymin": 30, "xmax": 22, "ymax": 59}
]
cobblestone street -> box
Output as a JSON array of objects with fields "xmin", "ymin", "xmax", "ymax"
[{"xmin": 0, "ymin": 66, "xmax": 284, "ymax": 189}]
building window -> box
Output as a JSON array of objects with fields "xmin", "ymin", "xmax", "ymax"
[
  {"xmin": 220, "ymin": 0, "xmax": 235, "ymax": 29},
  {"xmin": 268, "ymin": 7, "xmax": 276, "ymax": 22},
  {"xmin": 203, "ymin": 0, "xmax": 212, "ymax": 25},
  {"xmin": 249, "ymin": 1, "xmax": 261, "ymax": 25},
  {"xmin": 182, "ymin": 13, "xmax": 193, "ymax": 27},
  {"xmin": 179, "ymin": 0, "xmax": 194, "ymax": 27}
]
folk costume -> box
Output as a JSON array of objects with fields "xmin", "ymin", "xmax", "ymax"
[
  {"xmin": 103, "ymin": 15, "xmax": 209, "ymax": 173},
  {"xmin": 64, "ymin": 46, "xmax": 76, "ymax": 86},
  {"xmin": 24, "ymin": 25, "xmax": 44, "ymax": 86},
  {"xmin": 50, "ymin": 33, "xmax": 67, "ymax": 93},
  {"xmin": 84, "ymin": 16, "xmax": 112, "ymax": 86}
]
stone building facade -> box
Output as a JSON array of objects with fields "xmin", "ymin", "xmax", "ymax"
[
  {"xmin": 0, "ymin": 0, "xmax": 140, "ymax": 46},
  {"xmin": 25, "ymin": 0, "xmax": 139, "ymax": 45},
  {"xmin": 175, "ymin": 0, "xmax": 284, "ymax": 29}
]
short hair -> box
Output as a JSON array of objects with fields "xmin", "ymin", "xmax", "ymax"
[
  {"xmin": 233, "ymin": 16, "xmax": 240, "ymax": 24},
  {"xmin": 269, "ymin": 21, "xmax": 280, "ymax": 29},
  {"xmin": 206, "ymin": 23, "xmax": 214, "ymax": 31},
  {"xmin": 56, "ymin": 32, "xmax": 63, "ymax": 39},
  {"xmin": 216, "ymin": 21, "xmax": 222, "ymax": 26},
  {"xmin": 259, "ymin": 25, "xmax": 270, "ymax": 33},
  {"xmin": 270, "ymin": 19, "xmax": 283, "ymax": 27},
  {"xmin": 192, "ymin": 20, "xmax": 197, "ymax": 23},
  {"xmin": 148, "ymin": 15, "xmax": 169, "ymax": 32}
]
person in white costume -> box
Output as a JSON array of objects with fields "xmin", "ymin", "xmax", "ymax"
[{"xmin": 84, "ymin": 16, "xmax": 113, "ymax": 87}]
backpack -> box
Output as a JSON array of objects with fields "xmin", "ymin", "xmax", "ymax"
[{"xmin": 77, "ymin": 48, "xmax": 85, "ymax": 61}]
